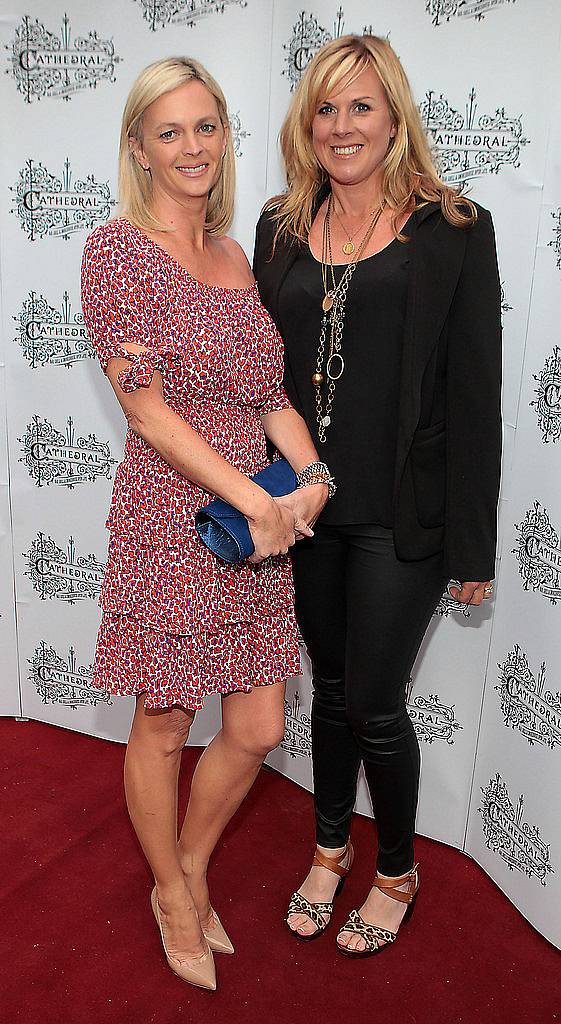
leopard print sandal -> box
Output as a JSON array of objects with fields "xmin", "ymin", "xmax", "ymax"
[
  {"xmin": 336, "ymin": 862, "xmax": 419, "ymax": 957},
  {"xmin": 286, "ymin": 842, "xmax": 354, "ymax": 941}
]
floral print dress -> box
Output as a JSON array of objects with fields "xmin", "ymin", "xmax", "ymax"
[{"xmin": 81, "ymin": 218, "xmax": 300, "ymax": 710}]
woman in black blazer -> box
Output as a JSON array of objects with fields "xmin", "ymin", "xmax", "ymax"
[{"xmin": 253, "ymin": 35, "xmax": 502, "ymax": 957}]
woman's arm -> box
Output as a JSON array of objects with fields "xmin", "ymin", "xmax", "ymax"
[
  {"xmin": 444, "ymin": 207, "xmax": 502, "ymax": 587},
  {"xmin": 261, "ymin": 406, "xmax": 328, "ymax": 526},
  {"xmin": 253, "ymin": 215, "xmax": 329, "ymax": 526},
  {"xmin": 106, "ymin": 346, "xmax": 304, "ymax": 561},
  {"xmin": 80, "ymin": 227, "xmax": 308, "ymax": 562}
]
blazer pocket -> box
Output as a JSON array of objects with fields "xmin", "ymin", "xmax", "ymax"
[{"xmin": 411, "ymin": 423, "xmax": 446, "ymax": 529}]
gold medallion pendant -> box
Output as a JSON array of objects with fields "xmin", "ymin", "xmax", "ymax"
[
  {"xmin": 342, "ymin": 241, "xmax": 355, "ymax": 256},
  {"xmin": 322, "ymin": 292, "xmax": 334, "ymax": 312}
]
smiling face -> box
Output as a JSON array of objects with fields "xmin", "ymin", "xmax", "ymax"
[
  {"xmin": 311, "ymin": 64, "xmax": 396, "ymax": 191},
  {"xmin": 130, "ymin": 78, "xmax": 228, "ymax": 208}
]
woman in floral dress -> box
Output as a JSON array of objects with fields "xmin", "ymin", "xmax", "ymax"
[{"xmin": 81, "ymin": 57, "xmax": 330, "ymax": 990}]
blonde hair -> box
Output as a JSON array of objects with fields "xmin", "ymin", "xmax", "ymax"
[
  {"xmin": 118, "ymin": 56, "xmax": 235, "ymax": 235},
  {"xmin": 268, "ymin": 35, "xmax": 476, "ymax": 245}
]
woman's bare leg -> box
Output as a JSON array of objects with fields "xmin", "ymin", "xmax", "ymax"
[
  {"xmin": 177, "ymin": 681, "xmax": 286, "ymax": 925},
  {"xmin": 124, "ymin": 694, "xmax": 207, "ymax": 960}
]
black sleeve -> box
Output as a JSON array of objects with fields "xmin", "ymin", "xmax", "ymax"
[
  {"xmin": 253, "ymin": 211, "xmax": 305, "ymax": 418},
  {"xmin": 252, "ymin": 214, "xmax": 262, "ymax": 276},
  {"xmin": 252, "ymin": 210, "xmax": 272, "ymax": 278},
  {"xmin": 444, "ymin": 208, "xmax": 503, "ymax": 581},
  {"xmin": 252, "ymin": 211, "xmax": 277, "ymax": 322}
]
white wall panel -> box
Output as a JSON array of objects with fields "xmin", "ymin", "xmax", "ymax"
[{"xmin": 0, "ymin": 0, "xmax": 559, "ymax": 946}]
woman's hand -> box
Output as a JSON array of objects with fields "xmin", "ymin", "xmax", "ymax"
[
  {"xmin": 247, "ymin": 498, "xmax": 313, "ymax": 563},
  {"xmin": 449, "ymin": 581, "xmax": 494, "ymax": 605},
  {"xmin": 275, "ymin": 484, "xmax": 329, "ymax": 534}
]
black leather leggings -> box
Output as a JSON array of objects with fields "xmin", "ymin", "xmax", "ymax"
[{"xmin": 291, "ymin": 523, "xmax": 447, "ymax": 876}]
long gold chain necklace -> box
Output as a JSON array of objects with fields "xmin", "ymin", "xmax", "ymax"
[{"xmin": 313, "ymin": 194, "xmax": 386, "ymax": 443}]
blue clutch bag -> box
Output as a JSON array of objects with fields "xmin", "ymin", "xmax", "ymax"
[{"xmin": 195, "ymin": 458, "xmax": 297, "ymax": 564}]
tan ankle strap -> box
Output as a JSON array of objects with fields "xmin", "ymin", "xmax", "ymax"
[
  {"xmin": 372, "ymin": 863, "xmax": 419, "ymax": 904},
  {"xmin": 313, "ymin": 842, "xmax": 353, "ymax": 879}
]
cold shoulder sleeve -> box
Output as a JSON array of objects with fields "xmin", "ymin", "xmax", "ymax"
[{"xmin": 81, "ymin": 224, "xmax": 175, "ymax": 393}]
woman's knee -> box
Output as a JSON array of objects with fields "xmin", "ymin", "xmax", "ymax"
[
  {"xmin": 346, "ymin": 701, "xmax": 411, "ymax": 744},
  {"xmin": 130, "ymin": 699, "xmax": 194, "ymax": 756},
  {"xmin": 227, "ymin": 713, "xmax": 285, "ymax": 759},
  {"xmin": 251, "ymin": 718, "xmax": 286, "ymax": 757}
]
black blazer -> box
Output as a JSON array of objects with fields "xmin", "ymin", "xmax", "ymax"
[{"xmin": 253, "ymin": 198, "xmax": 502, "ymax": 582}]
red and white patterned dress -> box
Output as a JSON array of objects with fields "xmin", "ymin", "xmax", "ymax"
[{"xmin": 81, "ymin": 218, "xmax": 300, "ymax": 710}]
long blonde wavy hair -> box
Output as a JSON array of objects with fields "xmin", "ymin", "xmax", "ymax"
[
  {"xmin": 118, "ymin": 56, "xmax": 235, "ymax": 236},
  {"xmin": 267, "ymin": 34, "xmax": 476, "ymax": 246}
]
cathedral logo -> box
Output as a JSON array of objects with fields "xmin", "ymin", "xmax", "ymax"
[
  {"xmin": 406, "ymin": 681, "xmax": 463, "ymax": 744},
  {"xmin": 501, "ymin": 282, "xmax": 512, "ymax": 320},
  {"xmin": 281, "ymin": 691, "xmax": 312, "ymax": 758},
  {"xmin": 480, "ymin": 773, "xmax": 553, "ymax": 884},
  {"xmin": 513, "ymin": 502, "xmax": 561, "ymax": 604},
  {"xmin": 283, "ymin": 10, "xmax": 333, "ymax": 89},
  {"xmin": 135, "ymin": 0, "xmax": 247, "ymax": 31},
  {"xmin": 19, "ymin": 416, "xmax": 116, "ymax": 489},
  {"xmin": 7, "ymin": 13, "xmax": 121, "ymax": 103},
  {"xmin": 549, "ymin": 208, "xmax": 561, "ymax": 270},
  {"xmin": 427, "ymin": 0, "xmax": 516, "ymax": 25},
  {"xmin": 29, "ymin": 640, "xmax": 110, "ymax": 708},
  {"xmin": 434, "ymin": 588, "xmax": 471, "ymax": 618},
  {"xmin": 531, "ymin": 347, "xmax": 561, "ymax": 444},
  {"xmin": 24, "ymin": 533, "xmax": 105, "ymax": 604},
  {"xmin": 230, "ymin": 111, "xmax": 250, "ymax": 158},
  {"xmin": 283, "ymin": 8, "xmax": 374, "ymax": 90},
  {"xmin": 11, "ymin": 158, "xmax": 114, "ymax": 241},
  {"xmin": 497, "ymin": 646, "xmax": 561, "ymax": 750},
  {"xmin": 14, "ymin": 290, "xmax": 93, "ymax": 369},
  {"xmin": 420, "ymin": 88, "xmax": 529, "ymax": 187}
]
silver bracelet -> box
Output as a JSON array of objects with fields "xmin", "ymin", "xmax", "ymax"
[{"xmin": 296, "ymin": 461, "xmax": 337, "ymax": 499}]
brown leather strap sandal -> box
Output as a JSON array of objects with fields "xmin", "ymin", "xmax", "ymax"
[
  {"xmin": 286, "ymin": 842, "xmax": 354, "ymax": 941},
  {"xmin": 336, "ymin": 862, "xmax": 419, "ymax": 958}
]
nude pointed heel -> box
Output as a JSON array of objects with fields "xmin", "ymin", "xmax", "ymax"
[
  {"xmin": 202, "ymin": 911, "xmax": 234, "ymax": 955},
  {"xmin": 151, "ymin": 887, "xmax": 217, "ymax": 990}
]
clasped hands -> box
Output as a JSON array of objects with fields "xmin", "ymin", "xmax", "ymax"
[
  {"xmin": 247, "ymin": 484, "xmax": 328, "ymax": 563},
  {"xmin": 248, "ymin": 491, "xmax": 495, "ymax": 605}
]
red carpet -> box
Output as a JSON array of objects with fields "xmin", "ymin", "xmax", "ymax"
[{"xmin": 2, "ymin": 718, "xmax": 560, "ymax": 1024}]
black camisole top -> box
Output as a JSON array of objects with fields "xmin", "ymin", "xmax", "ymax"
[{"xmin": 278, "ymin": 229, "xmax": 411, "ymax": 526}]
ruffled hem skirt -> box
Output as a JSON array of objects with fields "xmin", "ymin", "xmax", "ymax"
[
  {"xmin": 91, "ymin": 533, "xmax": 301, "ymax": 710},
  {"xmin": 92, "ymin": 608, "xmax": 301, "ymax": 711}
]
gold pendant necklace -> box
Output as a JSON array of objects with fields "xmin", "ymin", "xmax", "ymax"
[{"xmin": 333, "ymin": 205, "xmax": 377, "ymax": 256}]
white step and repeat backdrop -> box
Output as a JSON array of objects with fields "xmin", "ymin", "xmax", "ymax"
[{"xmin": 0, "ymin": 0, "xmax": 559, "ymax": 947}]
